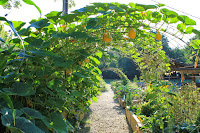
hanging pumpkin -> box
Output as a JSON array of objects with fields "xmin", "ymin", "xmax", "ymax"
[
  {"xmin": 103, "ymin": 30, "xmax": 111, "ymax": 42},
  {"xmin": 141, "ymin": 11, "xmax": 147, "ymax": 17},
  {"xmin": 128, "ymin": 28, "xmax": 136, "ymax": 39},
  {"xmin": 156, "ymin": 31, "xmax": 162, "ymax": 41}
]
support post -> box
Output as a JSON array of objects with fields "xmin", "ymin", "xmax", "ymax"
[
  {"xmin": 192, "ymin": 74, "xmax": 195, "ymax": 83},
  {"xmin": 63, "ymin": 0, "xmax": 68, "ymax": 14},
  {"xmin": 181, "ymin": 73, "xmax": 185, "ymax": 83}
]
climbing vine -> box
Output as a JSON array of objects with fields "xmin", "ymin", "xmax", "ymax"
[{"xmin": 0, "ymin": 1, "xmax": 199, "ymax": 132}]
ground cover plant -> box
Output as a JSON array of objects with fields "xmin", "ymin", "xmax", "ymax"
[{"xmin": 0, "ymin": 0, "xmax": 200, "ymax": 132}]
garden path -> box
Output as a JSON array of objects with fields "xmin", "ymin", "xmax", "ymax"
[{"xmin": 77, "ymin": 84, "xmax": 132, "ymax": 133}]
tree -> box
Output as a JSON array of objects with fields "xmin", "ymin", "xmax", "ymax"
[
  {"xmin": 2, "ymin": 0, "xmax": 21, "ymax": 9},
  {"xmin": 0, "ymin": 22, "xmax": 11, "ymax": 49}
]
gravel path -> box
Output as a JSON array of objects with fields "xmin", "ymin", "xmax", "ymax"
[{"xmin": 77, "ymin": 84, "xmax": 132, "ymax": 133}]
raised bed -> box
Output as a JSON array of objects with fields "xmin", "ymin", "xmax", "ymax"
[
  {"xmin": 126, "ymin": 106, "xmax": 143, "ymax": 133},
  {"xmin": 118, "ymin": 97, "xmax": 126, "ymax": 109}
]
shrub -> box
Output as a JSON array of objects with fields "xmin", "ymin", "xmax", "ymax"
[{"xmin": 141, "ymin": 102, "xmax": 154, "ymax": 117}]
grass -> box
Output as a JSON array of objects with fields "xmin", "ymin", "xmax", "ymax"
[{"xmin": 103, "ymin": 79, "xmax": 121, "ymax": 84}]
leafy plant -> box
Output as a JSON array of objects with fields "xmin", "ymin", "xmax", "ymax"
[{"xmin": 0, "ymin": 1, "xmax": 199, "ymax": 132}]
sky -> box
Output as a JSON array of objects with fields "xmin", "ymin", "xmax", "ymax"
[
  {"xmin": 1, "ymin": 0, "xmax": 199, "ymax": 26},
  {"xmin": 1, "ymin": 0, "xmax": 200, "ymax": 48}
]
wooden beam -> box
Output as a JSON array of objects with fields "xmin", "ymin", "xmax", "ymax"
[{"xmin": 171, "ymin": 68, "xmax": 200, "ymax": 74}]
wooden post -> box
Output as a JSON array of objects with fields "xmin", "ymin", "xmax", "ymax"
[
  {"xmin": 181, "ymin": 73, "xmax": 185, "ymax": 83},
  {"xmin": 192, "ymin": 74, "xmax": 195, "ymax": 83}
]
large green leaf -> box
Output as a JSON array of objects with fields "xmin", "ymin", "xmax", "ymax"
[
  {"xmin": 29, "ymin": 38, "xmax": 43, "ymax": 47},
  {"xmin": 48, "ymin": 79, "xmax": 62, "ymax": 90},
  {"xmin": 0, "ymin": 17, "xmax": 21, "ymax": 39},
  {"xmin": 109, "ymin": 5, "xmax": 124, "ymax": 12},
  {"xmin": 0, "ymin": 0, "xmax": 8, "ymax": 5},
  {"xmin": 95, "ymin": 51, "xmax": 103, "ymax": 58},
  {"xmin": 152, "ymin": 11, "xmax": 162, "ymax": 22},
  {"xmin": 70, "ymin": 90, "xmax": 82, "ymax": 97},
  {"xmin": 1, "ymin": 108, "xmax": 23, "ymax": 118},
  {"xmin": 29, "ymin": 19, "xmax": 50, "ymax": 29},
  {"xmin": 53, "ymin": 57, "xmax": 74, "ymax": 68},
  {"xmin": 191, "ymin": 39, "xmax": 200, "ymax": 49},
  {"xmin": 70, "ymin": 31, "xmax": 89, "ymax": 38},
  {"xmin": 29, "ymin": 39, "xmax": 50, "ymax": 48},
  {"xmin": 185, "ymin": 26, "xmax": 194, "ymax": 34},
  {"xmin": 89, "ymin": 56, "xmax": 100, "ymax": 65},
  {"xmin": 49, "ymin": 112, "xmax": 69, "ymax": 133},
  {"xmin": 0, "ymin": 56, "xmax": 7, "ymax": 75},
  {"xmin": 160, "ymin": 8, "xmax": 178, "ymax": 18},
  {"xmin": 73, "ymin": 72, "xmax": 89, "ymax": 80},
  {"xmin": 60, "ymin": 14, "xmax": 78, "ymax": 23},
  {"xmin": 129, "ymin": 2, "xmax": 135, "ymax": 8},
  {"xmin": 28, "ymin": 49, "xmax": 58, "ymax": 57},
  {"xmin": 5, "ymin": 21, "xmax": 26, "ymax": 31},
  {"xmin": 1, "ymin": 109, "xmax": 44, "ymax": 133},
  {"xmin": 177, "ymin": 23, "xmax": 186, "ymax": 33},
  {"xmin": 0, "ymin": 72, "xmax": 17, "ymax": 82},
  {"xmin": 0, "ymin": 92, "xmax": 15, "ymax": 124},
  {"xmin": 3, "ymin": 82, "xmax": 35, "ymax": 96},
  {"xmin": 92, "ymin": 96, "xmax": 97, "ymax": 102},
  {"xmin": 178, "ymin": 15, "xmax": 196, "ymax": 25},
  {"xmin": 192, "ymin": 29, "xmax": 200, "ymax": 36},
  {"xmin": 0, "ymin": 91, "xmax": 14, "ymax": 113},
  {"xmin": 22, "ymin": 0, "xmax": 41, "ymax": 15},
  {"xmin": 86, "ymin": 37, "xmax": 100, "ymax": 43},
  {"xmin": 135, "ymin": 4, "xmax": 157, "ymax": 11},
  {"xmin": 86, "ymin": 18, "xmax": 100, "ymax": 29},
  {"xmin": 51, "ymin": 32, "xmax": 69, "ymax": 38},
  {"xmin": 21, "ymin": 107, "xmax": 44, "ymax": 119},
  {"xmin": 45, "ymin": 11, "xmax": 62, "ymax": 22}
]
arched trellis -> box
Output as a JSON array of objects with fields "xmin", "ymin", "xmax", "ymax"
[
  {"xmin": 0, "ymin": 2, "xmax": 199, "ymax": 132},
  {"xmin": 70, "ymin": 2, "xmax": 199, "ymax": 82},
  {"xmin": 101, "ymin": 67, "xmax": 130, "ymax": 85}
]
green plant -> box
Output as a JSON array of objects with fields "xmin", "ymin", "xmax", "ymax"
[
  {"xmin": 171, "ymin": 83, "xmax": 200, "ymax": 125},
  {"xmin": 133, "ymin": 75, "xmax": 139, "ymax": 83},
  {"xmin": 99, "ymin": 78, "xmax": 109, "ymax": 92},
  {"xmin": 0, "ymin": 1, "xmax": 199, "ymax": 132},
  {"xmin": 195, "ymin": 110, "xmax": 200, "ymax": 132},
  {"xmin": 141, "ymin": 102, "xmax": 154, "ymax": 117}
]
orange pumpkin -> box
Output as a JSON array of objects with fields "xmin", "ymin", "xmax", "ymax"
[
  {"xmin": 61, "ymin": 24, "xmax": 67, "ymax": 28},
  {"xmin": 156, "ymin": 31, "xmax": 162, "ymax": 41},
  {"xmin": 141, "ymin": 11, "xmax": 147, "ymax": 17},
  {"xmin": 128, "ymin": 28, "xmax": 136, "ymax": 39},
  {"xmin": 103, "ymin": 30, "xmax": 111, "ymax": 42}
]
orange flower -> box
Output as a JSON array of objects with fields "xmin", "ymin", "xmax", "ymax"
[{"xmin": 71, "ymin": 39, "xmax": 75, "ymax": 43}]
